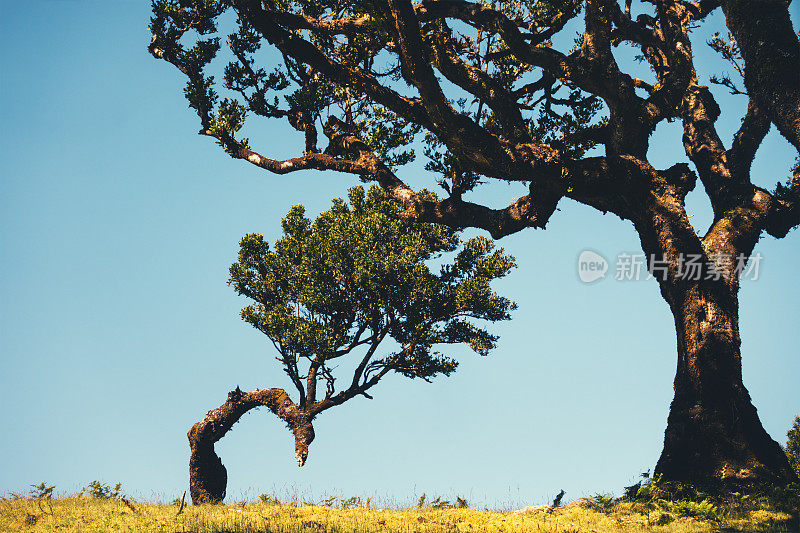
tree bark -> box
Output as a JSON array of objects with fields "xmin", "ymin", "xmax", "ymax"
[
  {"xmin": 187, "ymin": 387, "xmax": 313, "ymax": 504},
  {"xmin": 721, "ymin": 0, "xmax": 800, "ymax": 152},
  {"xmin": 655, "ymin": 279, "xmax": 797, "ymax": 487}
]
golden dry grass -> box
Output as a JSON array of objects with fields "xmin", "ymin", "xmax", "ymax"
[{"xmin": 1, "ymin": 495, "xmax": 796, "ymax": 532}]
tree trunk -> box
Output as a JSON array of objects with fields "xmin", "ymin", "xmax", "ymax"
[
  {"xmin": 189, "ymin": 435, "xmax": 228, "ymax": 504},
  {"xmin": 187, "ymin": 387, "xmax": 310, "ymax": 504},
  {"xmin": 655, "ymin": 280, "xmax": 797, "ymax": 487}
]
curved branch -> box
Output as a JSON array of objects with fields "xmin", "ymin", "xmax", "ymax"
[
  {"xmin": 188, "ymin": 387, "xmax": 311, "ymax": 504},
  {"xmin": 727, "ymin": 99, "xmax": 771, "ymax": 182},
  {"xmin": 209, "ymin": 115, "xmax": 566, "ymax": 238}
]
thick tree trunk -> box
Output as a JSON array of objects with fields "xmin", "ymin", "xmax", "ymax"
[
  {"xmin": 189, "ymin": 436, "xmax": 228, "ymax": 504},
  {"xmin": 655, "ymin": 280, "xmax": 797, "ymax": 487},
  {"xmin": 187, "ymin": 387, "xmax": 312, "ymax": 504}
]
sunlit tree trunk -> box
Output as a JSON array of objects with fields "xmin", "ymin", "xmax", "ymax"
[{"xmin": 656, "ymin": 279, "xmax": 797, "ymax": 486}]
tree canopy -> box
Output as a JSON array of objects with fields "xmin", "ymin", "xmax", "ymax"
[
  {"xmin": 151, "ymin": 0, "xmax": 800, "ymax": 491},
  {"xmin": 187, "ymin": 185, "xmax": 516, "ymax": 503},
  {"xmin": 231, "ymin": 185, "xmax": 516, "ymax": 400}
]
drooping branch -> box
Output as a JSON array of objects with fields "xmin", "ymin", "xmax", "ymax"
[
  {"xmin": 190, "ymin": 387, "xmax": 299, "ymax": 448},
  {"xmin": 188, "ymin": 387, "xmax": 308, "ymax": 504},
  {"xmin": 203, "ymin": 111, "xmax": 567, "ymax": 237}
]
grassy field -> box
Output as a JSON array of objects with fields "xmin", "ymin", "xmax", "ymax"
[{"xmin": 2, "ymin": 489, "xmax": 798, "ymax": 532}]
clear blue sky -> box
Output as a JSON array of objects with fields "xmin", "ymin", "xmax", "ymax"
[{"xmin": 1, "ymin": 1, "xmax": 798, "ymax": 508}]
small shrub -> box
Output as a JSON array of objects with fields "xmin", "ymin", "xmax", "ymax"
[
  {"xmin": 626, "ymin": 473, "xmax": 704, "ymax": 503},
  {"xmin": 654, "ymin": 512, "xmax": 674, "ymax": 525},
  {"xmin": 630, "ymin": 501, "xmax": 656, "ymax": 516},
  {"xmin": 259, "ymin": 493, "xmax": 281, "ymax": 505},
  {"xmin": 663, "ymin": 499, "xmax": 720, "ymax": 522},
  {"xmin": 29, "ymin": 482, "xmax": 55, "ymax": 500},
  {"xmin": 587, "ymin": 493, "xmax": 617, "ymax": 513},
  {"xmin": 415, "ymin": 493, "xmax": 466, "ymax": 509},
  {"xmin": 429, "ymin": 496, "xmax": 452, "ymax": 509},
  {"xmin": 29, "ymin": 482, "xmax": 55, "ymax": 515},
  {"xmin": 765, "ymin": 482, "xmax": 800, "ymax": 515},
  {"xmin": 80, "ymin": 481, "xmax": 122, "ymax": 500},
  {"xmin": 341, "ymin": 496, "xmax": 359, "ymax": 510},
  {"xmin": 318, "ymin": 496, "xmax": 337, "ymax": 508}
]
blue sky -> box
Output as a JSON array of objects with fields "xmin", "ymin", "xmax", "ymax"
[{"xmin": 1, "ymin": 1, "xmax": 798, "ymax": 507}]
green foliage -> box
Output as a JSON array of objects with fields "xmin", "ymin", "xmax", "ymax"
[
  {"xmin": 79, "ymin": 481, "xmax": 122, "ymax": 500},
  {"xmin": 424, "ymin": 131, "xmax": 483, "ymax": 197},
  {"xmin": 617, "ymin": 470, "xmax": 800, "ymax": 525},
  {"xmin": 415, "ymin": 493, "xmax": 467, "ymax": 509},
  {"xmin": 708, "ymin": 31, "xmax": 746, "ymax": 95},
  {"xmin": 428, "ymin": 497, "xmax": 451, "ymax": 509},
  {"xmin": 786, "ymin": 415, "xmax": 800, "ymax": 478},
  {"xmin": 310, "ymin": 495, "xmax": 371, "ymax": 509},
  {"xmin": 530, "ymin": 90, "xmax": 605, "ymax": 158},
  {"xmin": 29, "ymin": 483, "xmax": 55, "ymax": 500},
  {"xmin": 229, "ymin": 185, "xmax": 516, "ymax": 392},
  {"xmin": 341, "ymin": 496, "xmax": 372, "ymax": 510},
  {"xmin": 417, "ymin": 493, "xmax": 427, "ymax": 508},
  {"xmin": 764, "ymin": 482, "xmax": 800, "ymax": 516},
  {"xmin": 150, "ymin": 0, "xmax": 225, "ymax": 121},
  {"xmin": 259, "ymin": 493, "xmax": 281, "ymax": 506},
  {"xmin": 150, "ymin": 0, "xmax": 606, "ymax": 192},
  {"xmin": 358, "ymin": 106, "xmax": 421, "ymax": 170},
  {"xmin": 661, "ymin": 499, "xmax": 720, "ymax": 522},
  {"xmin": 587, "ymin": 493, "xmax": 616, "ymax": 513}
]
